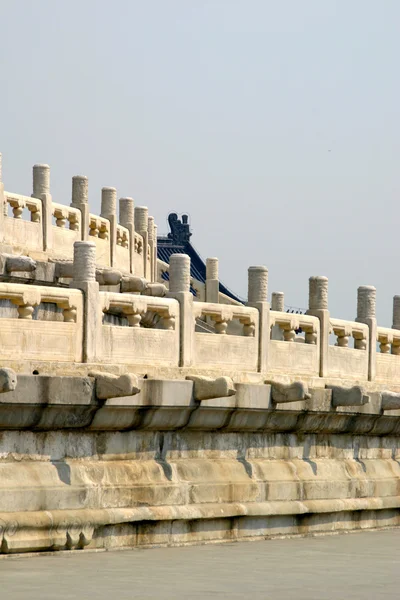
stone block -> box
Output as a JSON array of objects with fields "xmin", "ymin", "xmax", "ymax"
[
  {"xmin": 327, "ymin": 385, "xmax": 370, "ymax": 407},
  {"xmin": 186, "ymin": 375, "xmax": 235, "ymax": 401},
  {"xmin": 96, "ymin": 268, "xmax": 122, "ymax": 286},
  {"xmin": 54, "ymin": 261, "xmax": 74, "ymax": 279},
  {"xmin": 0, "ymin": 375, "xmax": 94, "ymax": 405},
  {"xmin": 381, "ymin": 391, "xmax": 400, "ymax": 411},
  {"xmin": 269, "ymin": 381, "xmax": 310, "ymax": 404},
  {"xmin": 234, "ymin": 383, "xmax": 271, "ymax": 409},
  {"xmin": 142, "ymin": 283, "xmax": 167, "ymax": 297},
  {"xmin": 121, "ymin": 276, "xmax": 148, "ymax": 293},
  {"xmin": 143, "ymin": 379, "xmax": 193, "ymax": 406},
  {"xmin": 0, "ymin": 368, "xmax": 17, "ymax": 393},
  {"xmin": 89, "ymin": 372, "xmax": 140, "ymax": 400},
  {"xmin": 4, "ymin": 254, "xmax": 36, "ymax": 273}
]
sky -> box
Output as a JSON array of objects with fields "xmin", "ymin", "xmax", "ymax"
[{"xmin": 1, "ymin": 0, "xmax": 399, "ymax": 325}]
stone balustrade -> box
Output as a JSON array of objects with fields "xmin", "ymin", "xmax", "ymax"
[
  {"xmin": 3, "ymin": 156, "xmax": 400, "ymax": 386},
  {"xmin": 268, "ymin": 311, "xmax": 320, "ymax": 376},
  {"xmin": 375, "ymin": 326, "xmax": 400, "ymax": 384},
  {"xmin": 192, "ymin": 302, "xmax": 259, "ymax": 371},
  {"xmin": 327, "ymin": 318, "xmax": 369, "ymax": 380},
  {"xmin": 51, "ymin": 202, "xmax": 81, "ymax": 258},
  {"xmin": 98, "ymin": 291, "xmax": 180, "ymax": 366},
  {"xmin": 0, "ymin": 157, "xmax": 153, "ymax": 279},
  {"xmin": 0, "ymin": 282, "xmax": 83, "ymax": 363},
  {"xmin": 1, "ymin": 248, "xmax": 400, "ymax": 385},
  {"xmin": 3, "ymin": 192, "xmax": 43, "ymax": 251}
]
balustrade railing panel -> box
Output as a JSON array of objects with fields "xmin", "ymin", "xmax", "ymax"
[
  {"xmin": 268, "ymin": 311, "xmax": 320, "ymax": 375},
  {"xmin": 115, "ymin": 224, "xmax": 130, "ymax": 272},
  {"xmin": 192, "ymin": 302, "xmax": 259, "ymax": 370},
  {"xmin": 375, "ymin": 326, "xmax": 400, "ymax": 384},
  {"xmin": 52, "ymin": 202, "xmax": 81, "ymax": 258},
  {"xmin": 327, "ymin": 318, "xmax": 369, "ymax": 379},
  {"xmin": 0, "ymin": 283, "xmax": 83, "ymax": 362},
  {"xmin": 4, "ymin": 193, "xmax": 43, "ymax": 251},
  {"xmin": 99, "ymin": 292, "xmax": 179, "ymax": 366},
  {"xmin": 89, "ymin": 213, "xmax": 111, "ymax": 267}
]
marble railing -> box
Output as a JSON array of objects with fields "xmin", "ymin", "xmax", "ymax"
[
  {"xmin": 1, "ymin": 252, "xmax": 400, "ymax": 389},
  {"xmin": 0, "ymin": 160, "xmax": 154, "ymax": 279},
  {"xmin": 0, "ymin": 282, "xmax": 83, "ymax": 363}
]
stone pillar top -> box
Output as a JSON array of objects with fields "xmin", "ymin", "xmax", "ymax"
[
  {"xmin": 393, "ymin": 295, "xmax": 400, "ymax": 330},
  {"xmin": 32, "ymin": 163, "xmax": 50, "ymax": 197},
  {"xmin": 72, "ymin": 175, "xmax": 88, "ymax": 205},
  {"xmin": 169, "ymin": 254, "xmax": 190, "ymax": 293},
  {"xmin": 248, "ymin": 266, "xmax": 268, "ymax": 304},
  {"xmin": 135, "ymin": 206, "xmax": 148, "ymax": 233},
  {"xmin": 101, "ymin": 187, "xmax": 117, "ymax": 217},
  {"xmin": 148, "ymin": 216, "xmax": 155, "ymax": 243},
  {"xmin": 73, "ymin": 241, "xmax": 96, "ymax": 282},
  {"xmin": 206, "ymin": 257, "xmax": 219, "ymax": 280},
  {"xmin": 271, "ymin": 291, "xmax": 284, "ymax": 312},
  {"xmin": 119, "ymin": 197, "xmax": 134, "ymax": 227},
  {"xmin": 357, "ymin": 285, "xmax": 376, "ymax": 320},
  {"xmin": 309, "ymin": 276, "xmax": 328, "ymax": 310}
]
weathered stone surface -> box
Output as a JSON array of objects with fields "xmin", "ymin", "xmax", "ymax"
[
  {"xmin": 0, "ymin": 375, "xmax": 94, "ymax": 405},
  {"xmin": 234, "ymin": 383, "xmax": 271, "ymax": 409},
  {"xmin": 381, "ymin": 391, "xmax": 400, "ymax": 411},
  {"xmin": 269, "ymin": 381, "xmax": 310, "ymax": 404},
  {"xmin": 0, "ymin": 368, "xmax": 17, "ymax": 393},
  {"xmin": 54, "ymin": 260, "xmax": 74, "ymax": 279},
  {"xmin": 4, "ymin": 255, "xmax": 36, "ymax": 273},
  {"xmin": 121, "ymin": 276, "xmax": 148, "ymax": 293},
  {"xmin": 89, "ymin": 372, "xmax": 140, "ymax": 399},
  {"xmin": 186, "ymin": 375, "xmax": 235, "ymax": 401},
  {"xmin": 5, "ymin": 152, "xmax": 400, "ymax": 557},
  {"xmin": 96, "ymin": 268, "xmax": 122, "ymax": 286},
  {"xmin": 142, "ymin": 283, "xmax": 167, "ymax": 297},
  {"xmin": 327, "ymin": 385, "xmax": 370, "ymax": 407}
]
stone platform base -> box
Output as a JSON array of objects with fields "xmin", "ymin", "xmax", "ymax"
[{"xmin": 1, "ymin": 503, "xmax": 400, "ymax": 554}]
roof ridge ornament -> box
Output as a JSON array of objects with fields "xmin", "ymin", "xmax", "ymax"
[{"xmin": 167, "ymin": 212, "xmax": 192, "ymax": 244}]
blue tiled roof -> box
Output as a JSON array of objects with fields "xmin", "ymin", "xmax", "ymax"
[{"xmin": 157, "ymin": 238, "xmax": 244, "ymax": 304}]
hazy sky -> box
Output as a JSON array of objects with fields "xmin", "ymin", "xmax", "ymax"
[{"xmin": 1, "ymin": 1, "xmax": 399, "ymax": 325}]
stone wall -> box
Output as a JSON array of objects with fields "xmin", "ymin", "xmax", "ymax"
[
  {"xmin": 0, "ymin": 376, "xmax": 400, "ymax": 553},
  {"xmin": 1, "ymin": 153, "xmax": 400, "ymax": 554}
]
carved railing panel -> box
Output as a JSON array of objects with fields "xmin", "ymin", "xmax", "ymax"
[
  {"xmin": 268, "ymin": 311, "xmax": 320, "ymax": 375},
  {"xmin": 99, "ymin": 292, "xmax": 179, "ymax": 366},
  {"xmin": 327, "ymin": 318, "xmax": 369, "ymax": 379},
  {"xmin": 0, "ymin": 283, "xmax": 83, "ymax": 362}
]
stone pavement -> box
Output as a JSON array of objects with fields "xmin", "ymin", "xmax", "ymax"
[{"xmin": 1, "ymin": 530, "xmax": 399, "ymax": 599}]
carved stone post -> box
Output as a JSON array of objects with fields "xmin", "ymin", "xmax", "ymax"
[
  {"xmin": 71, "ymin": 175, "xmax": 89, "ymax": 241},
  {"xmin": 71, "ymin": 241, "xmax": 99, "ymax": 362},
  {"xmin": 356, "ymin": 285, "xmax": 376, "ymax": 381},
  {"xmin": 135, "ymin": 206, "xmax": 148, "ymax": 278},
  {"xmin": 206, "ymin": 257, "xmax": 219, "ymax": 304},
  {"xmin": 32, "ymin": 163, "xmax": 52, "ymax": 251},
  {"xmin": 153, "ymin": 223, "xmax": 158, "ymax": 282},
  {"xmin": 148, "ymin": 216, "xmax": 155, "ymax": 282},
  {"xmin": 392, "ymin": 296, "xmax": 400, "ymax": 355},
  {"xmin": 167, "ymin": 253, "xmax": 193, "ymax": 367},
  {"xmin": 0, "ymin": 153, "xmax": 4, "ymax": 241},
  {"xmin": 392, "ymin": 296, "xmax": 400, "ymax": 330},
  {"xmin": 247, "ymin": 266, "xmax": 269, "ymax": 373},
  {"xmin": 101, "ymin": 187, "xmax": 117, "ymax": 267},
  {"xmin": 119, "ymin": 197, "xmax": 135, "ymax": 274},
  {"xmin": 271, "ymin": 291, "xmax": 284, "ymax": 341},
  {"xmin": 307, "ymin": 276, "xmax": 329, "ymax": 377}
]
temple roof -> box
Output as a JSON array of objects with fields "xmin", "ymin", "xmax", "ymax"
[{"xmin": 157, "ymin": 213, "xmax": 243, "ymax": 303}]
